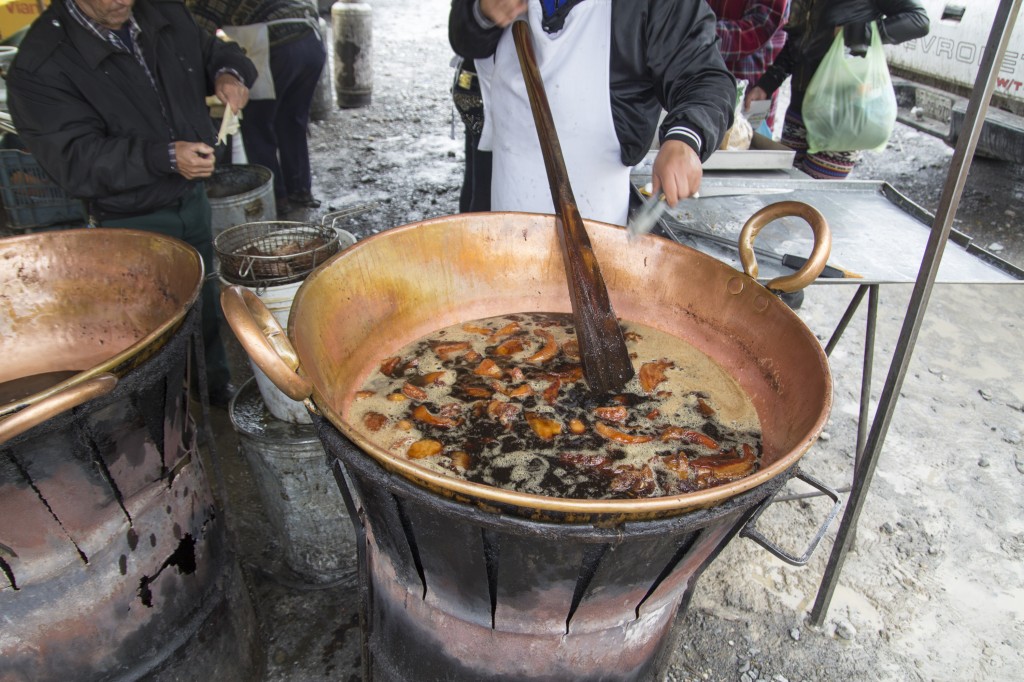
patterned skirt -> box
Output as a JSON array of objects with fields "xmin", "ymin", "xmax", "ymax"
[{"xmin": 781, "ymin": 109, "xmax": 860, "ymax": 180}]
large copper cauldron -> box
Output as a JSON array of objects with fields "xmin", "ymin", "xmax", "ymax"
[
  {"xmin": 0, "ymin": 228, "xmax": 201, "ymax": 427},
  {"xmin": 0, "ymin": 229, "xmax": 256, "ymax": 680},
  {"xmin": 224, "ymin": 204, "xmax": 833, "ymax": 523},
  {"xmin": 226, "ymin": 206, "xmax": 833, "ymax": 680}
]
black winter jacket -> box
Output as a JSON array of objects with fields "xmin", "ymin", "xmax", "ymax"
[
  {"xmin": 757, "ymin": 0, "xmax": 929, "ymax": 110},
  {"xmin": 449, "ymin": 0, "xmax": 736, "ymax": 165},
  {"xmin": 6, "ymin": 0, "xmax": 257, "ymax": 218}
]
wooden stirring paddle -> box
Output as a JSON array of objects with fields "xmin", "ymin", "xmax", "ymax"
[{"xmin": 511, "ymin": 20, "xmax": 634, "ymax": 394}]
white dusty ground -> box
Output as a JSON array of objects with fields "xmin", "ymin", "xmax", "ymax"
[{"xmin": 213, "ymin": 1, "xmax": 1024, "ymax": 680}]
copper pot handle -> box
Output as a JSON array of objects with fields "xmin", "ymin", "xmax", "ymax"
[
  {"xmin": 220, "ymin": 285, "xmax": 313, "ymax": 401},
  {"xmin": 0, "ymin": 373, "xmax": 118, "ymax": 446},
  {"xmin": 738, "ymin": 200, "xmax": 831, "ymax": 293}
]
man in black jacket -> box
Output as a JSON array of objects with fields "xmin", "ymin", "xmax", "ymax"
[
  {"xmin": 6, "ymin": 0, "xmax": 257, "ymax": 406},
  {"xmin": 449, "ymin": 0, "xmax": 735, "ymax": 226}
]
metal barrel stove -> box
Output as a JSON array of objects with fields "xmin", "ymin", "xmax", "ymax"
[
  {"xmin": 0, "ymin": 229, "xmax": 257, "ymax": 680},
  {"xmin": 321, "ymin": 418, "xmax": 792, "ymax": 680},
  {"xmin": 223, "ymin": 210, "xmax": 840, "ymax": 680}
]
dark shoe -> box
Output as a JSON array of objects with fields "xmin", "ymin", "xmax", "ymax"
[
  {"xmin": 276, "ymin": 198, "xmax": 292, "ymax": 219},
  {"xmin": 208, "ymin": 381, "xmax": 238, "ymax": 409},
  {"xmin": 779, "ymin": 289, "xmax": 804, "ymax": 311},
  {"xmin": 288, "ymin": 190, "xmax": 321, "ymax": 209}
]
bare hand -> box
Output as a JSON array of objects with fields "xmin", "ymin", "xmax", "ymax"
[
  {"xmin": 175, "ymin": 141, "xmax": 216, "ymax": 180},
  {"xmin": 215, "ymin": 72, "xmax": 250, "ymax": 114},
  {"xmin": 744, "ymin": 85, "xmax": 768, "ymax": 113},
  {"xmin": 480, "ymin": 0, "xmax": 528, "ymax": 27},
  {"xmin": 651, "ymin": 140, "xmax": 702, "ymax": 207}
]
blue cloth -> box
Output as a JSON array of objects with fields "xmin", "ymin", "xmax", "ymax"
[
  {"xmin": 541, "ymin": 0, "xmax": 563, "ymax": 19},
  {"xmin": 540, "ymin": 0, "xmax": 584, "ymax": 33}
]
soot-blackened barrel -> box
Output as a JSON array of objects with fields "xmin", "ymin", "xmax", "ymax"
[
  {"xmin": 319, "ymin": 417, "xmax": 789, "ymax": 682},
  {"xmin": 0, "ymin": 310, "xmax": 258, "ymax": 680}
]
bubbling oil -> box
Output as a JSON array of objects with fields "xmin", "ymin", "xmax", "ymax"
[{"xmin": 348, "ymin": 313, "xmax": 763, "ymax": 500}]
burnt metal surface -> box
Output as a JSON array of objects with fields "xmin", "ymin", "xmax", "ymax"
[
  {"xmin": 318, "ymin": 416, "xmax": 788, "ymax": 681},
  {"xmin": 0, "ymin": 309, "xmax": 257, "ymax": 681}
]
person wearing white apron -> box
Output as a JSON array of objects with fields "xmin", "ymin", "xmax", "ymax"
[
  {"xmin": 450, "ymin": 0, "xmax": 735, "ymax": 226},
  {"xmin": 189, "ymin": 0, "xmax": 326, "ymax": 217}
]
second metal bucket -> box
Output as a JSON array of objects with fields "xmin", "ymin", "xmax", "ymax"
[
  {"xmin": 206, "ymin": 164, "xmax": 276, "ymax": 245},
  {"xmin": 230, "ymin": 378, "xmax": 354, "ymax": 584}
]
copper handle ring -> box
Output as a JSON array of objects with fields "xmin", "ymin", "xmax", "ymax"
[
  {"xmin": 738, "ymin": 200, "xmax": 832, "ymax": 293},
  {"xmin": 0, "ymin": 373, "xmax": 118, "ymax": 446},
  {"xmin": 220, "ymin": 285, "xmax": 312, "ymax": 401}
]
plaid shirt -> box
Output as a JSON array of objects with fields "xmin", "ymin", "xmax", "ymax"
[{"xmin": 706, "ymin": 0, "xmax": 790, "ymax": 85}]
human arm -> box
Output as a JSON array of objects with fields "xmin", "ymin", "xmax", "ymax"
[
  {"xmin": 751, "ymin": 28, "xmax": 799, "ymax": 97},
  {"xmin": 6, "ymin": 64, "xmax": 182, "ymax": 200},
  {"xmin": 214, "ymin": 70, "xmax": 250, "ymax": 114},
  {"xmin": 715, "ymin": 0, "xmax": 789, "ymax": 62},
  {"xmin": 449, "ymin": 0, "xmax": 526, "ymax": 59},
  {"xmin": 876, "ymin": 0, "xmax": 929, "ymax": 44},
  {"xmin": 651, "ymin": 140, "xmax": 702, "ymax": 207},
  {"xmin": 643, "ymin": 0, "xmax": 736, "ymax": 204},
  {"xmin": 197, "ymin": 15, "xmax": 257, "ymax": 103},
  {"xmin": 844, "ymin": 0, "xmax": 929, "ymax": 51}
]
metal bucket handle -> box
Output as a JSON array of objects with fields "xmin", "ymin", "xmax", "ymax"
[
  {"xmin": 738, "ymin": 200, "xmax": 831, "ymax": 294},
  {"xmin": 739, "ymin": 470, "xmax": 842, "ymax": 566},
  {"xmin": 0, "ymin": 373, "xmax": 117, "ymax": 446},
  {"xmin": 220, "ymin": 285, "xmax": 313, "ymax": 402}
]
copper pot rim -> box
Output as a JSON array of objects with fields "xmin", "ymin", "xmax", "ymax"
[
  {"xmin": 0, "ymin": 228, "xmax": 203, "ymax": 418},
  {"xmin": 293, "ymin": 214, "xmax": 832, "ymax": 519}
]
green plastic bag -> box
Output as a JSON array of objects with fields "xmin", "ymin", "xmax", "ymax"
[{"xmin": 802, "ymin": 22, "xmax": 897, "ymax": 154}]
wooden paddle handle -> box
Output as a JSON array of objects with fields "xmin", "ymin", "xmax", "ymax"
[{"xmin": 512, "ymin": 21, "xmax": 634, "ymax": 394}]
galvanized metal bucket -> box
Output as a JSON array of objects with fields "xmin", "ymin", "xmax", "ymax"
[
  {"xmin": 206, "ymin": 164, "xmax": 276, "ymax": 245},
  {"xmin": 230, "ymin": 378, "xmax": 355, "ymax": 583}
]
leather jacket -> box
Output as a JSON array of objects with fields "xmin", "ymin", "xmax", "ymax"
[
  {"xmin": 6, "ymin": 0, "xmax": 257, "ymax": 218},
  {"xmin": 449, "ymin": 0, "xmax": 736, "ymax": 165}
]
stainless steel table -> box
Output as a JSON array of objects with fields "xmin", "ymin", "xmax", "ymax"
[{"xmin": 629, "ymin": 165, "xmax": 1022, "ymax": 623}]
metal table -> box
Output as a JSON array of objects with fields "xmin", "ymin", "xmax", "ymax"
[
  {"xmin": 628, "ymin": 171, "xmax": 1022, "ymax": 286},
  {"xmin": 630, "ymin": 157, "xmax": 1022, "ymax": 623}
]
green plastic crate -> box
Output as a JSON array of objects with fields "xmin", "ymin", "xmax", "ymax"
[{"xmin": 0, "ymin": 144, "xmax": 86, "ymax": 230}]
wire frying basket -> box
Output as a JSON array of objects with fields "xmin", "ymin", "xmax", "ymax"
[{"xmin": 215, "ymin": 221, "xmax": 342, "ymax": 286}]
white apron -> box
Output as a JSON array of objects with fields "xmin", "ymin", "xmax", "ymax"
[
  {"xmin": 221, "ymin": 17, "xmax": 320, "ymax": 100},
  {"xmin": 475, "ymin": 0, "xmax": 628, "ymax": 225}
]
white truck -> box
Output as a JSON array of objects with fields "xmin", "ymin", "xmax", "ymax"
[{"xmin": 885, "ymin": 1, "xmax": 1024, "ymax": 162}]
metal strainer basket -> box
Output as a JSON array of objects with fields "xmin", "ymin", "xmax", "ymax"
[{"xmin": 215, "ymin": 221, "xmax": 341, "ymax": 286}]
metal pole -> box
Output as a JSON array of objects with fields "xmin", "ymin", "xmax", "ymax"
[{"xmin": 810, "ymin": 0, "xmax": 1023, "ymax": 626}]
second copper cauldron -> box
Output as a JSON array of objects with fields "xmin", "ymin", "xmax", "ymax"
[
  {"xmin": 224, "ymin": 203, "xmax": 832, "ymax": 523},
  {"xmin": 0, "ymin": 228, "xmax": 201, "ymax": 428}
]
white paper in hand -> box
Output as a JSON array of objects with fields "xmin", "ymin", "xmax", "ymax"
[{"xmin": 217, "ymin": 106, "xmax": 241, "ymax": 146}]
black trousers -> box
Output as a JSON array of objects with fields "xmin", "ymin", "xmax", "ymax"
[
  {"xmin": 100, "ymin": 185, "xmax": 231, "ymax": 392},
  {"xmin": 460, "ymin": 128, "xmax": 492, "ymax": 213},
  {"xmin": 241, "ymin": 29, "xmax": 326, "ymax": 202}
]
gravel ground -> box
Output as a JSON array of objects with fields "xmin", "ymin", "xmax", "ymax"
[{"xmin": 210, "ymin": 2, "xmax": 1024, "ymax": 680}]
